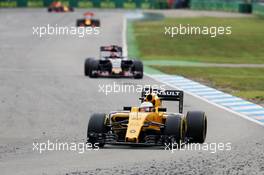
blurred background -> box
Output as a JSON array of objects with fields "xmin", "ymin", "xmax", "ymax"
[
  {"xmin": 0, "ymin": 0, "xmax": 263, "ymax": 14},
  {"xmin": 1, "ymin": 0, "xmax": 263, "ymax": 105}
]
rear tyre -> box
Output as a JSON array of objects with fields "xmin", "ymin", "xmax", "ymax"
[
  {"xmin": 87, "ymin": 113, "xmax": 108, "ymax": 148},
  {"xmin": 69, "ymin": 7, "xmax": 74, "ymax": 12},
  {"xmin": 93, "ymin": 20, "xmax": 100, "ymax": 27},
  {"xmin": 76, "ymin": 19, "xmax": 83, "ymax": 27},
  {"xmin": 84, "ymin": 58, "xmax": 93, "ymax": 76},
  {"xmin": 185, "ymin": 111, "xmax": 207, "ymax": 143},
  {"xmin": 59, "ymin": 7, "xmax": 64, "ymax": 12},
  {"xmin": 163, "ymin": 115, "xmax": 183, "ymax": 147},
  {"xmin": 89, "ymin": 60, "xmax": 99, "ymax": 78},
  {"xmin": 133, "ymin": 60, "xmax": 143, "ymax": 79}
]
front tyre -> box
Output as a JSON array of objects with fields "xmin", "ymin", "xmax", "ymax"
[
  {"xmin": 163, "ymin": 115, "xmax": 184, "ymax": 147},
  {"xmin": 87, "ymin": 113, "xmax": 108, "ymax": 148},
  {"xmin": 133, "ymin": 60, "xmax": 143, "ymax": 79},
  {"xmin": 89, "ymin": 60, "xmax": 99, "ymax": 78},
  {"xmin": 185, "ymin": 111, "xmax": 207, "ymax": 143},
  {"xmin": 84, "ymin": 58, "xmax": 93, "ymax": 76}
]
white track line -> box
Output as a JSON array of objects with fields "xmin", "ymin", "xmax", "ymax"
[{"xmin": 122, "ymin": 16, "xmax": 128, "ymax": 57}]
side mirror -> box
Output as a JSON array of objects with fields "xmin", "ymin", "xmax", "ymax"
[
  {"xmin": 158, "ymin": 108, "xmax": 167, "ymax": 112},
  {"xmin": 123, "ymin": 106, "xmax": 131, "ymax": 111}
]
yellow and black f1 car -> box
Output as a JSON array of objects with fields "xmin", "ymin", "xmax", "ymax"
[
  {"xmin": 47, "ymin": 1, "xmax": 74, "ymax": 12},
  {"xmin": 87, "ymin": 88, "xmax": 207, "ymax": 148},
  {"xmin": 76, "ymin": 12, "xmax": 100, "ymax": 27},
  {"xmin": 84, "ymin": 45, "xmax": 143, "ymax": 79}
]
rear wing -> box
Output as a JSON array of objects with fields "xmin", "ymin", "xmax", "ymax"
[
  {"xmin": 141, "ymin": 88, "xmax": 184, "ymax": 113},
  {"xmin": 100, "ymin": 45, "xmax": 122, "ymax": 53}
]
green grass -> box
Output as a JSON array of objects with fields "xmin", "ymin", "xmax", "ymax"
[
  {"xmin": 101, "ymin": 1, "xmax": 115, "ymax": 8},
  {"xmin": 78, "ymin": 1, "xmax": 93, "ymax": 8},
  {"xmin": 152, "ymin": 66, "xmax": 264, "ymax": 102},
  {"xmin": 124, "ymin": 2, "xmax": 136, "ymax": 9},
  {"xmin": 28, "ymin": 0, "xmax": 43, "ymax": 7},
  {"xmin": 134, "ymin": 17, "xmax": 264, "ymax": 64},
  {"xmin": 0, "ymin": 1, "xmax": 16, "ymax": 7},
  {"xmin": 132, "ymin": 17, "xmax": 264, "ymax": 103}
]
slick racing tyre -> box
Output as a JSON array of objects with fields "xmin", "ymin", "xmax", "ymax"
[
  {"xmin": 89, "ymin": 60, "xmax": 99, "ymax": 78},
  {"xmin": 87, "ymin": 113, "xmax": 108, "ymax": 148},
  {"xmin": 84, "ymin": 58, "xmax": 93, "ymax": 76},
  {"xmin": 186, "ymin": 111, "xmax": 207, "ymax": 143},
  {"xmin": 92, "ymin": 20, "xmax": 100, "ymax": 27},
  {"xmin": 69, "ymin": 7, "xmax": 74, "ymax": 12},
  {"xmin": 164, "ymin": 114, "xmax": 184, "ymax": 146},
  {"xmin": 76, "ymin": 19, "xmax": 84, "ymax": 27},
  {"xmin": 133, "ymin": 60, "xmax": 143, "ymax": 79},
  {"xmin": 59, "ymin": 7, "xmax": 64, "ymax": 12}
]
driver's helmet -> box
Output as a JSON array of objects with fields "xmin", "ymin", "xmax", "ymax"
[
  {"xmin": 84, "ymin": 12, "xmax": 93, "ymax": 19},
  {"xmin": 55, "ymin": 1, "xmax": 62, "ymax": 7},
  {"xmin": 139, "ymin": 102, "xmax": 154, "ymax": 112},
  {"xmin": 109, "ymin": 52, "xmax": 118, "ymax": 58}
]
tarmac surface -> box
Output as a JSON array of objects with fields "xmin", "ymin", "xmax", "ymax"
[{"xmin": 0, "ymin": 9, "xmax": 263, "ymax": 175}]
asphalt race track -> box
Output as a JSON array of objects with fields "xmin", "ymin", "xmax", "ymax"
[{"xmin": 0, "ymin": 9, "xmax": 263, "ymax": 175}]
